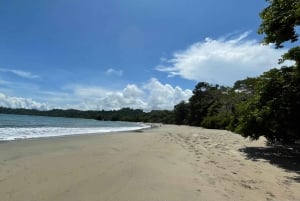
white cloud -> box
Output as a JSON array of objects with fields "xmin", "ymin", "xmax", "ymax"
[
  {"xmin": 0, "ymin": 93, "xmax": 49, "ymax": 110},
  {"xmin": 0, "ymin": 79, "xmax": 192, "ymax": 111},
  {"xmin": 64, "ymin": 85, "xmax": 109, "ymax": 99},
  {"xmin": 105, "ymin": 68, "xmax": 123, "ymax": 77},
  {"xmin": 0, "ymin": 68, "xmax": 40, "ymax": 79},
  {"xmin": 157, "ymin": 32, "xmax": 294, "ymax": 86},
  {"xmin": 70, "ymin": 84, "xmax": 147, "ymax": 111},
  {"xmin": 67, "ymin": 79, "xmax": 192, "ymax": 111},
  {"xmin": 143, "ymin": 78, "xmax": 192, "ymax": 111},
  {"xmin": 123, "ymin": 84, "xmax": 144, "ymax": 99},
  {"xmin": 98, "ymin": 89, "xmax": 147, "ymax": 111}
]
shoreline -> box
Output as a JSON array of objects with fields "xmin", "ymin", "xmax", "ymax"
[
  {"xmin": 0, "ymin": 126, "xmax": 152, "ymax": 144},
  {"xmin": 0, "ymin": 125, "xmax": 299, "ymax": 201},
  {"xmin": 0, "ymin": 122, "xmax": 152, "ymax": 143}
]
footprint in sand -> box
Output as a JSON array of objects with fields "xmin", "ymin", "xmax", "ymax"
[
  {"xmin": 216, "ymin": 165, "xmax": 226, "ymax": 170},
  {"xmin": 240, "ymin": 180, "xmax": 259, "ymax": 190},
  {"xmin": 208, "ymin": 160, "xmax": 217, "ymax": 165},
  {"xmin": 266, "ymin": 191, "xmax": 275, "ymax": 198}
]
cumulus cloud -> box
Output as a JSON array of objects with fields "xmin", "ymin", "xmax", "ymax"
[
  {"xmin": 0, "ymin": 79, "xmax": 192, "ymax": 111},
  {"xmin": 105, "ymin": 68, "xmax": 123, "ymax": 77},
  {"xmin": 68, "ymin": 79, "xmax": 192, "ymax": 111},
  {"xmin": 0, "ymin": 68, "xmax": 40, "ymax": 79},
  {"xmin": 98, "ymin": 89, "xmax": 147, "ymax": 111},
  {"xmin": 157, "ymin": 32, "xmax": 294, "ymax": 86},
  {"xmin": 0, "ymin": 93, "xmax": 48, "ymax": 110},
  {"xmin": 143, "ymin": 78, "xmax": 192, "ymax": 111}
]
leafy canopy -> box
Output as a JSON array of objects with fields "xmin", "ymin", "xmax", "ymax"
[{"xmin": 258, "ymin": 0, "xmax": 300, "ymax": 48}]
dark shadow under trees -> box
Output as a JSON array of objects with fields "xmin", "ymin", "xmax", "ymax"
[{"xmin": 239, "ymin": 145, "xmax": 300, "ymax": 182}]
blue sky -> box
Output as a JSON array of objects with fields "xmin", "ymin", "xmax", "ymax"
[{"xmin": 0, "ymin": 0, "xmax": 292, "ymax": 110}]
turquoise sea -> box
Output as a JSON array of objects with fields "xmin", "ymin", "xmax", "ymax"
[{"xmin": 0, "ymin": 114, "xmax": 149, "ymax": 141}]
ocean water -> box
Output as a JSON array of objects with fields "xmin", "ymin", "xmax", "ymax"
[{"xmin": 0, "ymin": 114, "xmax": 149, "ymax": 141}]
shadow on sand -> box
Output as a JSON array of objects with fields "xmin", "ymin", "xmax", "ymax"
[{"xmin": 239, "ymin": 145, "xmax": 300, "ymax": 182}]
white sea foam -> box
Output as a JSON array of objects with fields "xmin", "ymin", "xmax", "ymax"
[
  {"xmin": 0, "ymin": 114, "xmax": 151, "ymax": 141},
  {"xmin": 0, "ymin": 125, "xmax": 150, "ymax": 141}
]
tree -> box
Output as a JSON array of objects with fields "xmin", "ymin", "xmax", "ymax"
[
  {"xmin": 174, "ymin": 101, "xmax": 189, "ymax": 125},
  {"xmin": 280, "ymin": 46, "xmax": 300, "ymax": 66},
  {"xmin": 188, "ymin": 82, "xmax": 221, "ymax": 126},
  {"xmin": 234, "ymin": 68, "xmax": 300, "ymax": 144},
  {"xmin": 258, "ymin": 0, "xmax": 300, "ymax": 48},
  {"xmin": 232, "ymin": 0, "xmax": 300, "ymax": 144}
]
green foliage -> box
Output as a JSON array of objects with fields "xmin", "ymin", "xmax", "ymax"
[
  {"xmin": 258, "ymin": 0, "xmax": 300, "ymax": 48},
  {"xmin": 171, "ymin": 65, "xmax": 300, "ymax": 145},
  {"xmin": 142, "ymin": 110, "xmax": 175, "ymax": 124},
  {"xmin": 188, "ymin": 82, "xmax": 223, "ymax": 126},
  {"xmin": 201, "ymin": 113, "xmax": 231, "ymax": 129},
  {"xmin": 213, "ymin": 0, "xmax": 300, "ymax": 144},
  {"xmin": 233, "ymin": 77, "xmax": 260, "ymax": 95},
  {"xmin": 279, "ymin": 46, "xmax": 300, "ymax": 65},
  {"xmin": 173, "ymin": 82, "xmax": 235, "ymax": 130},
  {"xmin": 174, "ymin": 101, "xmax": 189, "ymax": 125},
  {"xmin": 234, "ymin": 67, "xmax": 300, "ymax": 144},
  {"xmin": 0, "ymin": 107, "xmax": 174, "ymax": 124},
  {"xmin": 240, "ymin": 0, "xmax": 300, "ymax": 144}
]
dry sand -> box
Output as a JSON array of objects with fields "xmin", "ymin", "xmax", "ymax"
[{"xmin": 0, "ymin": 125, "xmax": 299, "ymax": 201}]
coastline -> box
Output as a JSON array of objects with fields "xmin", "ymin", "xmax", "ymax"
[
  {"xmin": 0, "ymin": 113, "xmax": 152, "ymax": 142},
  {"xmin": 0, "ymin": 125, "xmax": 299, "ymax": 201}
]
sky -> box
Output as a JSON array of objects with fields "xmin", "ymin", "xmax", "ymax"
[{"xmin": 0, "ymin": 0, "xmax": 293, "ymax": 111}]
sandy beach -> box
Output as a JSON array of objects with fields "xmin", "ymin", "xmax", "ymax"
[{"xmin": 0, "ymin": 125, "xmax": 299, "ymax": 201}]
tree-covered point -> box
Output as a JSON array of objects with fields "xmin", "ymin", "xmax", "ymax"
[{"xmin": 0, "ymin": 107, "xmax": 175, "ymax": 124}]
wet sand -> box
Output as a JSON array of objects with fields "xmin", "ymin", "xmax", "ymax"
[{"xmin": 0, "ymin": 125, "xmax": 299, "ymax": 201}]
